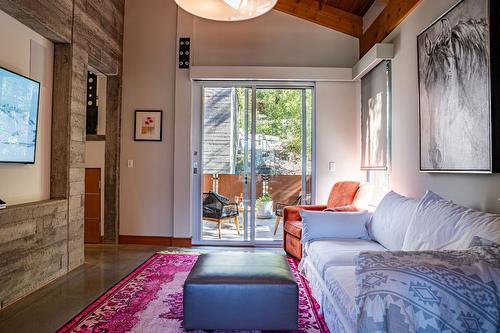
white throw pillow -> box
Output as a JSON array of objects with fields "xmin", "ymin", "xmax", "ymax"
[
  {"xmin": 402, "ymin": 191, "xmax": 500, "ymax": 251},
  {"xmin": 352, "ymin": 183, "xmax": 374, "ymax": 211},
  {"xmin": 300, "ymin": 210, "xmax": 370, "ymax": 244},
  {"xmin": 368, "ymin": 191, "xmax": 419, "ymax": 250}
]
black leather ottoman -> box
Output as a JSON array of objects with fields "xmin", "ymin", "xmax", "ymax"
[{"xmin": 183, "ymin": 253, "xmax": 298, "ymax": 331}]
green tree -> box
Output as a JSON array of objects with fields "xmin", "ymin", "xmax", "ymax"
[{"xmin": 235, "ymin": 88, "xmax": 312, "ymax": 173}]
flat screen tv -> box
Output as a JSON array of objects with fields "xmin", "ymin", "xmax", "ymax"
[{"xmin": 0, "ymin": 67, "xmax": 40, "ymax": 164}]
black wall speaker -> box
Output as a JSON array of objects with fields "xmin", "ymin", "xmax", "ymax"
[
  {"xmin": 179, "ymin": 37, "xmax": 190, "ymax": 69},
  {"xmin": 86, "ymin": 71, "xmax": 98, "ymax": 135}
]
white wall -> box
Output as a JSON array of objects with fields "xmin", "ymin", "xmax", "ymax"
[
  {"xmin": 315, "ymin": 82, "xmax": 363, "ymax": 203},
  {"xmin": 0, "ymin": 9, "xmax": 53, "ymax": 205},
  {"xmin": 121, "ymin": 0, "xmax": 361, "ymax": 237},
  {"xmin": 192, "ymin": 10, "xmax": 359, "ymax": 68},
  {"xmin": 172, "ymin": 8, "xmax": 195, "ymax": 238},
  {"xmin": 385, "ymin": 0, "xmax": 500, "ymax": 213},
  {"xmin": 120, "ymin": 0, "xmax": 177, "ymax": 237}
]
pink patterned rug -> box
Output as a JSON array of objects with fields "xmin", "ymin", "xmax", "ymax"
[{"xmin": 57, "ymin": 253, "xmax": 329, "ymax": 333}]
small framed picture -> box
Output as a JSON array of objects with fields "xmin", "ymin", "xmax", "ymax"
[{"xmin": 134, "ymin": 110, "xmax": 163, "ymax": 141}]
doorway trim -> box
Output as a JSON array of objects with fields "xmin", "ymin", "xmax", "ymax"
[{"xmin": 192, "ymin": 80, "xmax": 317, "ymax": 246}]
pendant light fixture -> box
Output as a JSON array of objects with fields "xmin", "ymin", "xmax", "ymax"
[{"xmin": 174, "ymin": 0, "xmax": 278, "ymax": 22}]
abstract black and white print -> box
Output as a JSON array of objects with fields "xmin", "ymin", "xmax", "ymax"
[{"xmin": 418, "ymin": 0, "xmax": 491, "ymax": 172}]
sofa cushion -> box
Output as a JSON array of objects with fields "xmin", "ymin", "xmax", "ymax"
[
  {"xmin": 284, "ymin": 221, "xmax": 302, "ymax": 238},
  {"xmin": 402, "ymin": 191, "xmax": 500, "ymax": 251},
  {"xmin": 301, "ymin": 210, "xmax": 370, "ymax": 244},
  {"xmin": 305, "ymin": 239, "xmax": 386, "ymax": 278},
  {"xmin": 368, "ymin": 191, "xmax": 419, "ymax": 250},
  {"xmin": 284, "ymin": 205, "xmax": 327, "ymax": 223},
  {"xmin": 352, "ymin": 183, "xmax": 374, "ymax": 211}
]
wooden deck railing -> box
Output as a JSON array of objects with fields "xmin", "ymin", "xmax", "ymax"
[{"xmin": 203, "ymin": 173, "xmax": 312, "ymax": 206}]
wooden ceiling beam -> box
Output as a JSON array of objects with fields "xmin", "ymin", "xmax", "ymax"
[
  {"xmin": 360, "ymin": 0, "xmax": 422, "ymax": 56},
  {"xmin": 275, "ymin": 0, "xmax": 363, "ymax": 39}
]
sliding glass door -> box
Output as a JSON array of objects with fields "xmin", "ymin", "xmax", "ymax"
[
  {"xmin": 254, "ymin": 88, "xmax": 313, "ymax": 242},
  {"xmin": 197, "ymin": 83, "xmax": 314, "ymax": 245},
  {"xmin": 200, "ymin": 87, "xmax": 252, "ymax": 242}
]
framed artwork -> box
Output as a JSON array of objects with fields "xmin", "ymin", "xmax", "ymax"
[
  {"xmin": 134, "ymin": 110, "xmax": 163, "ymax": 141},
  {"xmin": 417, "ymin": 0, "xmax": 499, "ymax": 173}
]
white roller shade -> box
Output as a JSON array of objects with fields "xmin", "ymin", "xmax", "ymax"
[{"xmin": 361, "ymin": 60, "xmax": 391, "ymax": 170}]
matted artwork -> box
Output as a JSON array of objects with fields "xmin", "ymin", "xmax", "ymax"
[
  {"xmin": 418, "ymin": 0, "xmax": 499, "ymax": 172},
  {"xmin": 134, "ymin": 110, "xmax": 163, "ymax": 141}
]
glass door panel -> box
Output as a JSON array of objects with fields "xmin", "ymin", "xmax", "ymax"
[
  {"xmin": 201, "ymin": 87, "xmax": 252, "ymax": 241},
  {"xmin": 254, "ymin": 88, "xmax": 313, "ymax": 242},
  {"xmin": 198, "ymin": 84, "xmax": 313, "ymax": 244}
]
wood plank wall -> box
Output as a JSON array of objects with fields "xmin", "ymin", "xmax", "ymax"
[
  {"xmin": 74, "ymin": 0, "xmax": 124, "ymax": 75},
  {"xmin": 0, "ymin": 0, "xmax": 73, "ymax": 43},
  {"xmin": 0, "ymin": 0, "xmax": 125, "ymax": 308},
  {"xmin": 0, "ymin": 200, "xmax": 68, "ymax": 308}
]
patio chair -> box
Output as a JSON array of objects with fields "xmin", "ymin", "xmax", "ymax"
[
  {"xmin": 202, "ymin": 191, "xmax": 240, "ymax": 239},
  {"xmin": 273, "ymin": 195, "xmax": 303, "ymax": 235}
]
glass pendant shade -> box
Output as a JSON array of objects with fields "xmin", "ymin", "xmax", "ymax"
[{"xmin": 174, "ymin": 0, "xmax": 278, "ymax": 22}]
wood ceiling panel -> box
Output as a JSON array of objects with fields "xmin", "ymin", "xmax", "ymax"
[
  {"xmin": 326, "ymin": 0, "xmax": 376, "ymax": 16},
  {"xmin": 275, "ymin": 0, "xmax": 363, "ymax": 38},
  {"xmin": 275, "ymin": 0, "xmax": 422, "ymax": 56},
  {"xmin": 360, "ymin": 0, "xmax": 422, "ymax": 56}
]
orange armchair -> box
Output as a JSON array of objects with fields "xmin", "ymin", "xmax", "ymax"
[{"xmin": 283, "ymin": 181, "xmax": 361, "ymax": 259}]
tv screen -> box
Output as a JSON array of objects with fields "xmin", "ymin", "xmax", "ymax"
[{"xmin": 0, "ymin": 67, "xmax": 40, "ymax": 164}]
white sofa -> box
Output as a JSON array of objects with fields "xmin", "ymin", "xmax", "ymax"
[{"xmin": 299, "ymin": 190, "xmax": 500, "ymax": 333}]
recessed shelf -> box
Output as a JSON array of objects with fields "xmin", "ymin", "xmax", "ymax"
[{"xmin": 86, "ymin": 135, "xmax": 106, "ymax": 141}]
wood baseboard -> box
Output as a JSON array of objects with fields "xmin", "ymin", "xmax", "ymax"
[
  {"xmin": 119, "ymin": 235, "xmax": 192, "ymax": 247},
  {"xmin": 171, "ymin": 237, "xmax": 192, "ymax": 247}
]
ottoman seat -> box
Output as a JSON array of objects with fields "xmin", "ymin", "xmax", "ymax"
[{"xmin": 183, "ymin": 253, "xmax": 298, "ymax": 331}]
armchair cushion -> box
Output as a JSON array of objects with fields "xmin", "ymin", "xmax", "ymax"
[
  {"xmin": 326, "ymin": 181, "xmax": 360, "ymax": 209},
  {"xmin": 328, "ymin": 205, "xmax": 359, "ymax": 212},
  {"xmin": 284, "ymin": 221, "xmax": 303, "ymax": 238}
]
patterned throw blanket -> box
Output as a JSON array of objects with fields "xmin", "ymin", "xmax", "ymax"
[{"xmin": 355, "ymin": 243, "xmax": 500, "ymax": 333}]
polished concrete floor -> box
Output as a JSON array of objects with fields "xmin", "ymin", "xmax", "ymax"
[{"xmin": 0, "ymin": 244, "xmax": 283, "ymax": 333}]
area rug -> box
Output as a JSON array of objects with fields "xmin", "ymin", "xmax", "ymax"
[{"xmin": 57, "ymin": 253, "xmax": 330, "ymax": 333}]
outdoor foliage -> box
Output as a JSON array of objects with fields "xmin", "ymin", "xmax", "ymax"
[
  {"xmin": 256, "ymin": 193, "xmax": 273, "ymax": 203},
  {"xmin": 256, "ymin": 89, "xmax": 303, "ymax": 157},
  {"xmin": 235, "ymin": 88, "xmax": 312, "ymax": 174}
]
